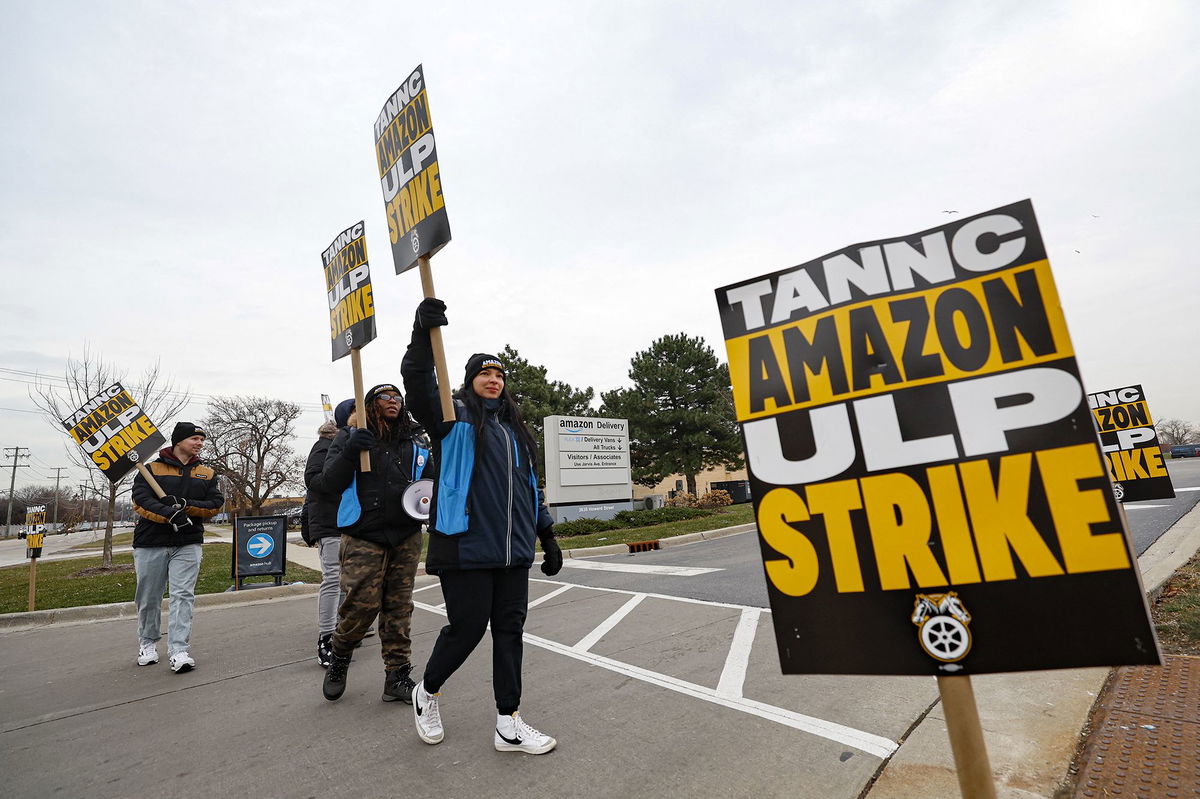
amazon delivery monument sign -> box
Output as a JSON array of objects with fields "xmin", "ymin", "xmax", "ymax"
[{"xmin": 544, "ymin": 416, "xmax": 633, "ymax": 523}]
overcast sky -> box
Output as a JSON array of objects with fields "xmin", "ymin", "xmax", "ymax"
[{"xmin": 2, "ymin": 0, "xmax": 1197, "ymax": 494}]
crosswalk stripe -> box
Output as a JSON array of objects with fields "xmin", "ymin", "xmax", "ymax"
[{"xmin": 563, "ymin": 560, "xmax": 721, "ymax": 576}]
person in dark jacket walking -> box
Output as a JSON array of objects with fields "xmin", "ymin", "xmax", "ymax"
[
  {"xmin": 130, "ymin": 422, "xmax": 225, "ymax": 673},
  {"xmin": 319, "ymin": 384, "xmax": 434, "ymax": 704},
  {"xmin": 301, "ymin": 398, "xmax": 355, "ymax": 667},
  {"xmin": 401, "ymin": 298, "xmax": 564, "ymax": 755}
]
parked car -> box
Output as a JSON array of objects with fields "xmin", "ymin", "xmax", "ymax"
[{"xmin": 1171, "ymin": 444, "xmax": 1200, "ymax": 458}]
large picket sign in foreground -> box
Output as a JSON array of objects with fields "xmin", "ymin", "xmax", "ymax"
[{"xmin": 716, "ymin": 200, "xmax": 1159, "ymax": 675}]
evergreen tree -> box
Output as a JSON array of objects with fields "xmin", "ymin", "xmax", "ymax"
[{"xmin": 600, "ymin": 334, "xmax": 743, "ymax": 495}]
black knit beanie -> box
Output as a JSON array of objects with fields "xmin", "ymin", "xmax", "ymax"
[
  {"xmin": 171, "ymin": 422, "xmax": 207, "ymax": 445},
  {"xmin": 464, "ymin": 354, "xmax": 505, "ymax": 386}
]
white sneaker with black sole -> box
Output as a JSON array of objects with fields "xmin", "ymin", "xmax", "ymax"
[
  {"xmin": 495, "ymin": 712, "xmax": 556, "ymax": 754},
  {"xmin": 413, "ymin": 681, "xmax": 444, "ymax": 744},
  {"xmin": 169, "ymin": 651, "xmax": 195, "ymax": 673},
  {"xmin": 137, "ymin": 643, "xmax": 159, "ymax": 666}
]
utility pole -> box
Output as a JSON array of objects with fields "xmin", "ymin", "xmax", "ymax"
[
  {"xmin": 48, "ymin": 467, "xmax": 68, "ymax": 530},
  {"xmin": 78, "ymin": 483, "xmax": 91, "ymax": 530},
  {"xmin": 3, "ymin": 447, "xmax": 31, "ymax": 538}
]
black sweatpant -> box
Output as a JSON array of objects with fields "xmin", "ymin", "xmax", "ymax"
[{"xmin": 423, "ymin": 567, "xmax": 529, "ymax": 714}]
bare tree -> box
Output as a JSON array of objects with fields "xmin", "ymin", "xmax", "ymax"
[
  {"xmin": 30, "ymin": 347, "xmax": 190, "ymax": 567},
  {"xmin": 201, "ymin": 396, "xmax": 305, "ymax": 516},
  {"xmin": 1155, "ymin": 418, "xmax": 1198, "ymax": 448}
]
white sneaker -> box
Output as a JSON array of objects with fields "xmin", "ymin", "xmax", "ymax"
[
  {"xmin": 137, "ymin": 643, "xmax": 159, "ymax": 666},
  {"xmin": 169, "ymin": 651, "xmax": 195, "ymax": 673},
  {"xmin": 495, "ymin": 712, "xmax": 556, "ymax": 754},
  {"xmin": 413, "ymin": 681, "xmax": 444, "ymax": 744}
]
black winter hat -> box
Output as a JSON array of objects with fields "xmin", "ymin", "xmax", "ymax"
[
  {"xmin": 171, "ymin": 422, "xmax": 207, "ymax": 445},
  {"xmin": 365, "ymin": 384, "xmax": 403, "ymax": 405},
  {"xmin": 464, "ymin": 354, "xmax": 505, "ymax": 386}
]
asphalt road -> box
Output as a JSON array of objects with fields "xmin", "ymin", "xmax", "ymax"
[
  {"xmin": 1, "ymin": 461, "xmax": 1196, "ymax": 798},
  {"xmin": 1124, "ymin": 457, "xmax": 1200, "ymax": 554}
]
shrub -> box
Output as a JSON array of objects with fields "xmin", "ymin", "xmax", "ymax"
[
  {"xmin": 665, "ymin": 492, "xmax": 699, "ymax": 508},
  {"xmin": 614, "ymin": 506, "xmax": 711, "ymax": 527},
  {"xmin": 696, "ymin": 489, "xmax": 733, "ymax": 509},
  {"xmin": 554, "ymin": 517, "xmax": 623, "ymax": 537}
]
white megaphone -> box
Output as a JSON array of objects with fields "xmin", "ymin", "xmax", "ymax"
[{"xmin": 401, "ymin": 479, "xmax": 434, "ymax": 521}]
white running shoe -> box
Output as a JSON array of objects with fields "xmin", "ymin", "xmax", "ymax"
[
  {"xmin": 495, "ymin": 712, "xmax": 557, "ymax": 754},
  {"xmin": 413, "ymin": 681, "xmax": 444, "ymax": 744},
  {"xmin": 169, "ymin": 651, "xmax": 196, "ymax": 673},
  {"xmin": 137, "ymin": 643, "xmax": 159, "ymax": 666}
]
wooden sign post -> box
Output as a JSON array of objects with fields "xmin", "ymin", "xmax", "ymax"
[
  {"xmin": 418, "ymin": 256, "xmax": 455, "ymax": 422},
  {"xmin": 938, "ymin": 676, "xmax": 997, "ymax": 799},
  {"xmin": 349, "ymin": 349, "xmax": 370, "ymax": 470}
]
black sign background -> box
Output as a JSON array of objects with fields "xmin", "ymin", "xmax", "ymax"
[
  {"xmin": 375, "ymin": 63, "xmax": 451, "ymax": 274},
  {"xmin": 1089, "ymin": 384, "xmax": 1176, "ymax": 503},
  {"xmin": 61, "ymin": 382, "xmax": 166, "ymax": 483},
  {"xmin": 322, "ymin": 221, "xmax": 377, "ymax": 361},
  {"xmin": 716, "ymin": 200, "xmax": 1158, "ymax": 676},
  {"xmin": 232, "ymin": 515, "xmax": 287, "ymax": 579}
]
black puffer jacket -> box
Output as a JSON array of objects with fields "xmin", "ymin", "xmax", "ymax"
[
  {"xmin": 319, "ymin": 423, "xmax": 435, "ymax": 548},
  {"xmin": 132, "ymin": 448, "xmax": 225, "ymax": 548},
  {"xmin": 301, "ymin": 421, "xmax": 340, "ymax": 545},
  {"xmin": 401, "ymin": 329, "xmax": 553, "ymax": 572}
]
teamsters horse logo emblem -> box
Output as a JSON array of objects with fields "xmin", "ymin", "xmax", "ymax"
[{"xmin": 911, "ymin": 592, "xmax": 972, "ymax": 664}]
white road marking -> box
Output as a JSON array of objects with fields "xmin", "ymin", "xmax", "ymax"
[
  {"xmin": 413, "ymin": 585, "xmax": 898, "ymax": 758},
  {"xmin": 716, "ymin": 608, "xmax": 760, "ymax": 700},
  {"xmin": 1174, "ymin": 487, "xmax": 1200, "ymax": 492},
  {"xmin": 528, "ymin": 584, "xmax": 574, "ymax": 609},
  {"xmin": 563, "ymin": 560, "xmax": 721, "ymax": 577},
  {"xmin": 1124, "ymin": 504, "xmax": 1171, "ymax": 510},
  {"xmin": 412, "ymin": 583, "xmax": 441, "ymax": 594},
  {"xmin": 574, "ymin": 593, "xmax": 646, "ymax": 652}
]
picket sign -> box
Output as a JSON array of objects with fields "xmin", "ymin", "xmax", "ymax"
[{"xmin": 418, "ymin": 255, "xmax": 455, "ymax": 422}]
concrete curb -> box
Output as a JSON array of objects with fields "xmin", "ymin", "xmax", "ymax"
[
  {"xmin": 0, "ymin": 582, "xmax": 319, "ymax": 634},
  {"xmin": 560, "ymin": 521, "xmax": 757, "ymax": 559},
  {"xmin": 1136, "ymin": 500, "xmax": 1200, "ymax": 597}
]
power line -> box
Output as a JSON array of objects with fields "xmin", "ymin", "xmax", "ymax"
[{"xmin": 0, "ymin": 370, "xmax": 325, "ymax": 411}]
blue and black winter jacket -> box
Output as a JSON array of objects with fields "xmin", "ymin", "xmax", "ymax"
[{"xmin": 402, "ymin": 332, "xmax": 553, "ymax": 572}]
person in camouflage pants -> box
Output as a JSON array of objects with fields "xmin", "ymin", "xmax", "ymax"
[
  {"xmin": 337, "ymin": 533, "xmax": 422, "ymax": 668},
  {"xmin": 318, "ymin": 383, "xmax": 434, "ymax": 704}
]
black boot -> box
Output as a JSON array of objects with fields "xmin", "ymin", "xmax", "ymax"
[
  {"xmin": 317, "ymin": 634, "xmax": 333, "ymax": 668},
  {"xmin": 323, "ymin": 650, "xmax": 351, "ymax": 701},
  {"xmin": 382, "ymin": 663, "xmax": 416, "ymax": 703}
]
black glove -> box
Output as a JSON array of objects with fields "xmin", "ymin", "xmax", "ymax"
[
  {"xmin": 343, "ymin": 427, "xmax": 378, "ymax": 458},
  {"xmin": 540, "ymin": 533, "xmax": 563, "ymax": 576},
  {"xmin": 169, "ymin": 509, "xmax": 193, "ymax": 530},
  {"xmin": 161, "ymin": 495, "xmax": 184, "ymax": 510},
  {"xmin": 414, "ymin": 297, "xmax": 448, "ymax": 330}
]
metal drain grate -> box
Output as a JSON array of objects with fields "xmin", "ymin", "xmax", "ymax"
[
  {"xmin": 627, "ymin": 540, "xmax": 661, "ymax": 553},
  {"xmin": 1072, "ymin": 654, "xmax": 1200, "ymax": 798}
]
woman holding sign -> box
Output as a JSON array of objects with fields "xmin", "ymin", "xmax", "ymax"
[
  {"xmin": 318, "ymin": 384, "xmax": 434, "ymax": 705},
  {"xmin": 401, "ymin": 298, "xmax": 563, "ymax": 756}
]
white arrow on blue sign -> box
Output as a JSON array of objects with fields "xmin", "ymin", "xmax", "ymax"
[{"xmin": 246, "ymin": 533, "xmax": 274, "ymax": 558}]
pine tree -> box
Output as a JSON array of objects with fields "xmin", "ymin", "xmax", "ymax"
[{"xmin": 601, "ymin": 334, "xmax": 743, "ymax": 494}]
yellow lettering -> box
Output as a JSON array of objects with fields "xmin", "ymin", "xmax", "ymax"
[
  {"xmin": 960, "ymin": 453, "xmax": 1064, "ymax": 581},
  {"xmin": 926, "ymin": 464, "xmax": 982, "ymax": 584},
  {"xmin": 861, "ymin": 472, "xmax": 948, "ymax": 590},
  {"xmin": 1036, "ymin": 444, "xmax": 1129, "ymax": 573},
  {"xmin": 757, "ymin": 488, "xmax": 820, "ymax": 596},
  {"xmin": 1117, "ymin": 448, "xmax": 1150, "ymax": 479},
  {"xmin": 806, "ymin": 479, "xmax": 865, "ymax": 592}
]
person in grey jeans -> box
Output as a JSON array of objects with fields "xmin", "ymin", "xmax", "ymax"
[
  {"xmin": 302, "ymin": 399, "xmax": 355, "ymax": 667},
  {"xmin": 130, "ymin": 422, "xmax": 225, "ymax": 673}
]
